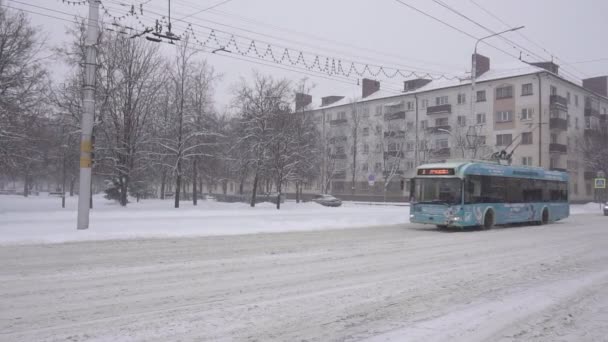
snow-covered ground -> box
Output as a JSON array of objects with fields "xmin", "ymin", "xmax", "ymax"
[
  {"xmin": 0, "ymin": 195, "xmax": 410, "ymax": 245},
  {"xmin": 1, "ymin": 211, "xmax": 607, "ymax": 341}
]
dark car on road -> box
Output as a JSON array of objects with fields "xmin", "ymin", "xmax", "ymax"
[
  {"xmin": 312, "ymin": 194, "xmax": 342, "ymax": 207},
  {"xmin": 604, "ymin": 202, "xmax": 608, "ymax": 216}
]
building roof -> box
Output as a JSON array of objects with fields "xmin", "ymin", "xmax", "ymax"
[{"xmin": 308, "ymin": 64, "xmax": 608, "ymax": 112}]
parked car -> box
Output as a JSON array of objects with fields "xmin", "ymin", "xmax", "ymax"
[
  {"xmin": 604, "ymin": 202, "xmax": 608, "ymax": 216},
  {"xmin": 312, "ymin": 194, "xmax": 342, "ymax": 207}
]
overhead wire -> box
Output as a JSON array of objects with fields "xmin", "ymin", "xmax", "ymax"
[
  {"xmin": 100, "ymin": 0, "xmax": 461, "ymax": 82},
  {"xmin": 467, "ymin": 0, "xmax": 589, "ymax": 80}
]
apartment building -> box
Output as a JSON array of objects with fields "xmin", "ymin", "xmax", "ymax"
[{"xmin": 297, "ymin": 54, "xmax": 608, "ymax": 202}]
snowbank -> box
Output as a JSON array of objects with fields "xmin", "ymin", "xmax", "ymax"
[{"xmin": 0, "ymin": 195, "xmax": 409, "ymax": 245}]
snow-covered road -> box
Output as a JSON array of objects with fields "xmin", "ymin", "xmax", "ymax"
[{"xmin": 1, "ymin": 213, "xmax": 608, "ymax": 341}]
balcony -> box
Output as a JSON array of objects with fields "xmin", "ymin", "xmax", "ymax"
[
  {"xmin": 585, "ymin": 108, "xmax": 600, "ymax": 117},
  {"xmin": 549, "ymin": 118, "xmax": 568, "ymax": 131},
  {"xmin": 329, "ymin": 136, "xmax": 347, "ymax": 144},
  {"xmin": 384, "ymin": 151, "xmax": 404, "ymax": 158},
  {"xmin": 384, "ymin": 111, "xmax": 406, "ymax": 121},
  {"xmin": 431, "ymin": 147, "xmax": 451, "ymax": 157},
  {"xmin": 427, "ymin": 104, "xmax": 452, "ymax": 115},
  {"xmin": 329, "ymin": 119, "xmax": 347, "ymax": 126},
  {"xmin": 584, "ymin": 171, "xmax": 596, "ymax": 180},
  {"xmin": 333, "ymin": 171, "xmax": 346, "ymax": 179},
  {"xmin": 549, "ymin": 143, "xmax": 567, "ymax": 153},
  {"xmin": 550, "ymin": 95, "xmax": 568, "ymax": 109},
  {"xmin": 331, "ymin": 153, "xmax": 347, "ymax": 160},
  {"xmin": 584, "ymin": 128, "xmax": 604, "ymax": 140},
  {"xmin": 426, "ymin": 125, "xmax": 452, "ymax": 134},
  {"xmin": 384, "ymin": 130, "xmax": 406, "ymax": 138}
]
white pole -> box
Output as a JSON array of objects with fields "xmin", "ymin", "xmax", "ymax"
[{"xmin": 77, "ymin": 0, "xmax": 100, "ymax": 230}]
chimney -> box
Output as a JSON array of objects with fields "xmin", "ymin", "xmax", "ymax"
[
  {"xmin": 403, "ymin": 78, "xmax": 431, "ymax": 92},
  {"xmin": 295, "ymin": 93, "xmax": 312, "ymax": 111},
  {"xmin": 582, "ymin": 76, "xmax": 608, "ymax": 97},
  {"xmin": 530, "ymin": 61, "xmax": 559, "ymax": 74},
  {"xmin": 472, "ymin": 53, "xmax": 490, "ymax": 77},
  {"xmin": 362, "ymin": 78, "xmax": 380, "ymax": 98},
  {"xmin": 321, "ymin": 96, "xmax": 344, "ymax": 107}
]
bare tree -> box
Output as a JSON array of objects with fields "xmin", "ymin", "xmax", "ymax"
[
  {"xmin": 95, "ymin": 31, "xmax": 165, "ymax": 206},
  {"xmin": 233, "ymin": 72, "xmax": 291, "ymax": 207},
  {"xmin": 0, "ymin": 7, "xmax": 48, "ymax": 188}
]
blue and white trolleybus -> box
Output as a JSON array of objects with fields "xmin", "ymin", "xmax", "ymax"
[{"xmin": 409, "ymin": 161, "xmax": 569, "ymax": 229}]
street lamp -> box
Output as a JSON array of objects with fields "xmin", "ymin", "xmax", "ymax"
[{"xmin": 470, "ymin": 26, "xmax": 525, "ymax": 118}]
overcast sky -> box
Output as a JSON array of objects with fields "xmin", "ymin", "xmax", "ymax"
[{"xmin": 5, "ymin": 0, "xmax": 608, "ymax": 110}]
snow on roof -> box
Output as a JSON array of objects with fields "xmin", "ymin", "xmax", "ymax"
[{"xmin": 308, "ymin": 65, "xmax": 554, "ymax": 112}]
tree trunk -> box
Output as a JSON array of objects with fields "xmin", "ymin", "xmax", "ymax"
[
  {"xmin": 23, "ymin": 174, "xmax": 29, "ymax": 197},
  {"xmin": 193, "ymin": 159, "xmax": 198, "ymax": 206},
  {"xmin": 276, "ymin": 178, "xmax": 282, "ymax": 210},
  {"xmin": 119, "ymin": 175, "xmax": 128, "ymax": 207},
  {"xmin": 160, "ymin": 171, "xmax": 166, "ymax": 200},
  {"xmin": 250, "ymin": 171, "xmax": 259, "ymax": 207},
  {"xmin": 222, "ymin": 180, "xmax": 227, "ymax": 195},
  {"xmin": 175, "ymin": 160, "xmax": 181, "ymax": 208},
  {"xmin": 239, "ymin": 176, "xmax": 244, "ymax": 195},
  {"xmin": 69, "ymin": 176, "xmax": 76, "ymax": 196},
  {"xmin": 295, "ymin": 182, "xmax": 300, "ymax": 203}
]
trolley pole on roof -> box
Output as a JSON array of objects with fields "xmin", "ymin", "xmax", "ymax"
[{"xmin": 77, "ymin": 0, "xmax": 100, "ymax": 230}]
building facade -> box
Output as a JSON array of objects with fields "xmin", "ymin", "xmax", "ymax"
[{"xmin": 298, "ymin": 54, "xmax": 608, "ymax": 202}]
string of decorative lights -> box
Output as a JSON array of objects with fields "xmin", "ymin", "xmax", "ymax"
[{"xmin": 94, "ymin": 0, "xmax": 462, "ymax": 83}]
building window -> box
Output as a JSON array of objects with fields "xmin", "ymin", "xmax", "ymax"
[
  {"xmin": 586, "ymin": 183, "xmax": 592, "ymax": 196},
  {"xmin": 421, "ymin": 99, "xmax": 428, "ymax": 109},
  {"xmin": 521, "ymin": 132, "xmax": 533, "ymax": 145},
  {"xmin": 436, "ymin": 139, "xmax": 449, "ymax": 148},
  {"xmin": 496, "ymin": 111, "xmax": 513, "ymax": 122},
  {"xmin": 585, "ymin": 117, "xmax": 591, "ymax": 129},
  {"xmin": 457, "ymin": 93, "xmax": 466, "ymax": 104},
  {"xmin": 476, "ymin": 90, "xmax": 486, "ymax": 102},
  {"xmin": 457, "ymin": 115, "xmax": 466, "ymax": 126},
  {"xmin": 363, "ymin": 144, "xmax": 369, "ymax": 154},
  {"xmin": 521, "ymin": 108, "xmax": 533, "ymax": 121},
  {"xmin": 407, "ymin": 101, "xmax": 414, "ymax": 110},
  {"xmin": 575, "ymin": 95, "xmax": 579, "ymax": 107},
  {"xmin": 476, "ymin": 113, "xmax": 486, "ymax": 124},
  {"xmin": 375, "ymin": 106, "xmax": 383, "ymax": 116},
  {"xmin": 362, "ymin": 163, "xmax": 368, "ymax": 172},
  {"xmin": 550, "ymin": 157, "xmax": 559, "ymax": 169},
  {"xmin": 361, "ymin": 107, "xmax": 370, "ymax": 118},
  {"xmin": 337, "ymin": 111, "xmax": 346, "ymax": 120},
  {"xmin": 521, "ymin": 83, "xmax": 533, "ymax": 96},
  {"xmin": 522, "ymin": 156, "xmax": 533, "ymax": 166},
  {"xmin": 567, "ymin": 92, "xmax": 571, "ymax": 104},
  {"xmin": 496, "ymin": 134, "xmax": 512, "ymax": 146},
  {"xmin": 336, "ymin": 146, "xmax": 345, "ymax": 154},
  {"xmin": 375, "ymin": 144, "xmax": 381, "ymax": 152},
  {"xmin": 496, "ymin": 85, "xmax": 513, "ymax": 99},
  {"xmin": 550, "ymin": 133, "xmax": 558, "ymax": 144},
  {"xmin": 407, "ymin": 121, "xmax": 414, "ymax": 130},
  {"xmin": 376, "ymin": 125, "xmax": 382, "ymax": 135},
  {"xmin": 435, "ymin": 117, "xmax": 449, "ymax": 127},
  {"xmin": 435, "ymin": 96, "xmax": 448, "ymax": 105},
  {"xmin": 406, "ymin": 161, "xmax": 414, "ymax": 170},
  {"xmin": 567, "ymin": 114, "xmax": 571, "ymax": 127},
  {"xmin": 374, "ymin": 162, "xmax": 382, "ymax": 172},
  {"xmin": 420, "ymin": 140, "xmax": 428, "ymax": 150},
  {"xmin": 575, "ymin": 117, "xmax": 579, "ymax": 129},
  {"xmin": 476, "ymin": 135, "xmax": 486, "ymax": 145},
  {"xmin": 421, "ymin": 120, "xmax": 428, "ymax": 129},
  {"xmin": 406, "ymin": 142, "xmax": 414, "ymax": 151},
  {"xmin": 550, "ymin": 86, "xmax": 557, "ymax": 96},
  {"xmin": 363, "ymin": 127, "xmax": 369, "ymax": 136},
  {"xmin": 388, "ymin": 142, "xmax": 398, "ymax": 151}
]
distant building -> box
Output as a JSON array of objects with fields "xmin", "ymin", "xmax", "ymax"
[{"xmin": 296, "ymin": 54, "xmax": 608, "ymax": 202}]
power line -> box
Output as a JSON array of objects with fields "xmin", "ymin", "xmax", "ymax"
[
  {"xmin": 170, "ymin": 0, "xmax": 464, "ymax": 73},
  {"xmin": 96, "ymin": 0, "xmax": 461, "ymax": 82},
  {"xmin": 177, "ymin": 0, "xmax": 235, "ymax": 21},
  {"xmin": 468, "ymin": 0, "xmax": 588, "ymax": 80}
]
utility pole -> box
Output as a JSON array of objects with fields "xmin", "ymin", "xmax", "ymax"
[{"xmin": 77, "ymin": 0, "xmax": 100, "ymax": 230}]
